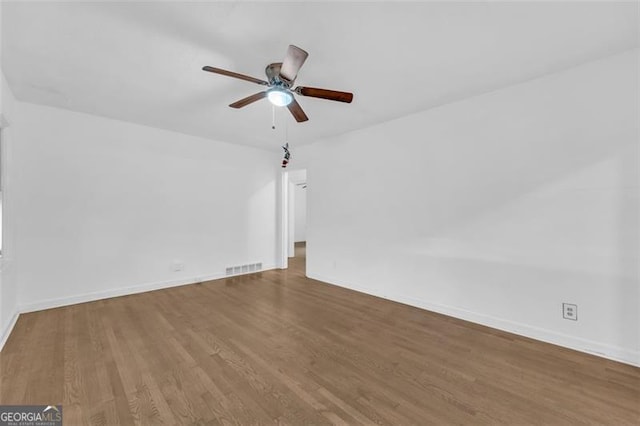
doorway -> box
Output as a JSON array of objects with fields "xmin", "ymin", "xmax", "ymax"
[{"xmin": 279, "ymin": 168, "xmax": 307, "ymax": 272}]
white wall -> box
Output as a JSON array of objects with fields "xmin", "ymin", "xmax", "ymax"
[
  {"xmin": 0, "ymin": 68, "xmax": 20, "ymax": 350},
  {"xmin": 298, "ymin": 50, "xmax": 639, "ymax": 365},
  {"xmin": 9, "ymin": 101, "xmax": 279, "ymax": 313},
  {"xmin": 294, "ymin": 184, "xmax": 307, "ymax": 242}
]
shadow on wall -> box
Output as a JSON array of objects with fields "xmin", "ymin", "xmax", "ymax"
[
  {"xmin": 313, "ymin": 142, "xmax": 639, "ymax": 358},
  {"xmin": 305, "ymin": 50, "xmax": 639, "ymax": 363},
  {"xmin": 614, "ymin": 142, "xmax": 640, "ymax": 352}
]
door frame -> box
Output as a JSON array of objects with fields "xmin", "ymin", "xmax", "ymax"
[{"xmin": 278, "ymin": 168, "xmax": 306, "ymax": 269}]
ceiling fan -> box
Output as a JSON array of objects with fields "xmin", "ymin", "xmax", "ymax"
[{"xmin": 202, "ymin": 45, "xmax": 353, "ymax": 123}]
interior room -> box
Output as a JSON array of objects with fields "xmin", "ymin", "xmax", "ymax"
[{"xmin": 0, "ymin": 1, "xmax": 638, "ymax": 424}]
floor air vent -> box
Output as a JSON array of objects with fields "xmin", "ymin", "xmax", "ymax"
[{"xmin": 225, "ymin": 262, "xmax": 263, "ymax": 276}]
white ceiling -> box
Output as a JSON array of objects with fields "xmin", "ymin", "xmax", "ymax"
[{"xmin": 2, "ymin": 1, "xmax": 638, "ymax": 150}]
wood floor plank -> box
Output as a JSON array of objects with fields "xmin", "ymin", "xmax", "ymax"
[{"xmin": 1, "ymin": 243, "xmax": 639, "ymax": 424}]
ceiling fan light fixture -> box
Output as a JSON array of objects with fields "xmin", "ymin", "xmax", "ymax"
[
  {"xmin": 267, "ymin": 89, "xmax": 293, "ymax": 107},
  {"xmin": 202, "ymin": 44, "xmax": 353, "ymax": 122}
]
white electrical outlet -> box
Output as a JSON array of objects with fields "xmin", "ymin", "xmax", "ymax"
[
  {"xmin": 563, "ymin": 303, "xmax": 577, "ymax": 321},
  {"xmin": 172, "ymin": 261, "xmax": 185, "ymax": 272}
]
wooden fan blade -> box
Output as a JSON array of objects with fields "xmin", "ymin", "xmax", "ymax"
[
  {"xmin": 287, "ymin": 98, "xmax": 309, "ymax": 122},
  {"xmin": 202, "ymin": 66, "xmax": 268, "ymax": 86},
  {"xmin": 229, "ymin": 91, "xmax": 268, "ymax": 108},
  {"xmin": 295, "ymin": 86, "xmax": 353, "ymax": 103},
  {"xmin": 279, "ymin": 45, "xmax": 309, "ymax": 83}
]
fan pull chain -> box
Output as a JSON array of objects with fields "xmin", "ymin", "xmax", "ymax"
[
  {"xmin": 272, "ymin": 105, "xmax": 276, "ymax": 130},
  {"xmin": 285, "ymin": 117, "xmax": 289, "ymax": 144}
]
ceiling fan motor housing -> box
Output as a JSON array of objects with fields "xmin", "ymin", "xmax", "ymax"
[{"xmin": 265, "ymin": 62, "xmax": 292, "ymax": 88}]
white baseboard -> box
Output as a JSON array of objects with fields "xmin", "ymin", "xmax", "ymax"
[
  {"xmin": 0, "ymin": 309, "xmax": 19, "ymax": 352},
  {"xmin": 19, "ymin": 265, "xmax": 276, "ymax": 314},
  {"xmin": 308, "ymin": 273, "xmax": 640, "ymax": 368},
  {"xmin": 10, "ymin": 267, "xmax": 637, "ymax": 367}
]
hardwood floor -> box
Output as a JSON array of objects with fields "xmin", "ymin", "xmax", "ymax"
[{"xmin": 1, "ymin": 242, "xmax": 639, "ymax": 425}]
